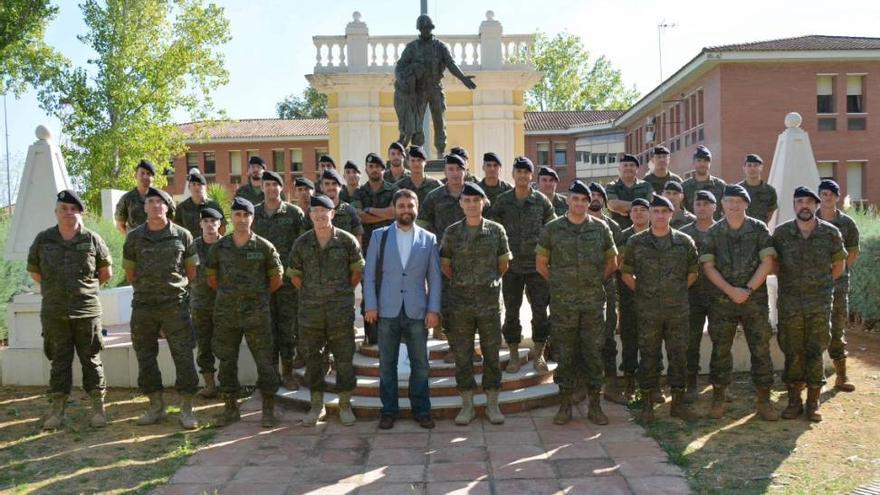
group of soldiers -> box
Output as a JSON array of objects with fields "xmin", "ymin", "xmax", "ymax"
[{"xmin": 30, "ymin": 141, "xmax": 859, "ymax": 431}]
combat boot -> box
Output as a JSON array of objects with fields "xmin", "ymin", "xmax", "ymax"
[
  {"xmin": 622, "ymin": 374, "xmax": 636, "ymax": 402},
  {"xmin": 485, "ymin": 389, "xmax": 505, "ymax": 425},
  {"xmin": 302, "ymin": 391, "xmax": 325, "ymax": 427},
  {"xmin": 338, "ymin": 391, "xmax": 356, "ymax": 426},
  {"xmin": 684, "ymin": 374, "xmax": 699, "ymax": 404},
  {"xmin": 261, "ymin": 393, "xmax": 278, "ymax": 428},
  {"xmin": 833, "ymin": 358, "xmax": 855, "ymax": 392},
  {"xmin": 506, "ymin": 344, "xmax": 521, "ymax": 373},
  {"xmin": 650, "ymin": 388, "xmax": 667, "ymax": 404},
  {"xmin": 281, "ymin": 359, "xmax": 299, "ymax": 391},
  {"xmin": 639, "ymin": 390, "xmax": 655, "ymax": 423},
  {"xmin": 455, "ymin": 390, "xmax": 475, "ymax": 425},
  {"xmin": 197, "ymin": 373, "xmax": 217, "ymax": 399},
  {"xmin": 553, "ymin": 392, "xmax": 573, "ymax": 425},
  {"xmin": 433, "ymin": 326, "xmax": 448, "ymax": 341},
  {"xmin": 781, "ymin": 383, "xmax": 804, "ymax": 420},
  {"xmin": 179, "ymin": 394, "xmax": 199, "ymax": 429},
  {"xmin": 603, "ymin": 375, "xmax": 627, "ymax": 405},
  {"xmin": 707, "ymin": 385, "xmax": 726, "ymax": 420},
  {"xmin": 670, "ymin": 390, "xmax": 700, "ymax": 422},
  {"xmin": 805, "ymin": 386, "xmax": 822, "ymax": 422},
  {"xmin": 755, "ymin": 387, "xmax": 779, "ymax": 421},
  {"xmin": 587, "ymin": 390, "xmax": 609, "ymax": 425},
  {"xmin": 532, "ymin": 342, "xmax": 548, "ymax": 373},
  {"xmin": 215, "ymin": 393, "xmax": 240, "ymax": 426},
  {"xmin": 137, "ymin": 391, "xmax": 166, "ymax": 425},
  {"xmin": 42, "ymin": 393, "xmax": 68, "ymax": 431},
  {"xmin": 88, "ymin": 390, "xmax": 108, "ymax": 428},
  {"xmin": 291, "ymin": 349, "xmax": 305, "ymax": 369}
]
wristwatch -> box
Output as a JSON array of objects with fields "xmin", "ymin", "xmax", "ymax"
[{"xmin": 744, "ymin": 286, "xmax": 753, "ymax": 295}]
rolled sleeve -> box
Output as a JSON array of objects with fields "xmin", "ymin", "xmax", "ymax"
[
  {"xmin": 535, "ymin": 245, "xmax": 550, "ymax": 258},
  {"xmin": 758, "ymin": 247, "xmax": 777, "ymax": 259},
  {"xmin": 699, "ymin": 253, "xmax": 716, "ymax": 264}
]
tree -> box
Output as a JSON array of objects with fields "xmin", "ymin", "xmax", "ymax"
[
  {"xmin": 0, "ymin": 1, "xmax": 68, "ymax": 96},
  {"xmin": 526, "ymin": 32, "xmax": 639, "ymax": 112},
  {"xmin": 39, "ymin": 0, "xmax": 231, "ymax": 209},
  {"xmin": 276, "ymin": 87, "xmax": 327, "ymax": 119}
]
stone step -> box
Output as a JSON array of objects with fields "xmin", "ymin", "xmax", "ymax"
[
  {"xmin": 349, "ymin": 347, "xmax": 530, "ymax": 377},
  {"xmin": 358, "ymin": 339, "xmax": 516, "ymax": 360}
]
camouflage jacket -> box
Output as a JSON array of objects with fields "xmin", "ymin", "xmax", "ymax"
[
  {"xmin": 440, "ymin": 218, "xmax": 511, "ymax": 292},
  {"xmin": 173, "ymin": 197, "xmax": 225, "ymax": 239},
  {"xmin": 252, "ymin": 201, "xmax": 306, "ymax": 267},
  {"xmin": 670, "ymin": 209, "xmax": 697, "ymax": 230},
  {"xmin": 303, "ymin": 200, "xmax": 365, "ymax": 240},
  {"xmin": 395, "ymin": 175, "xmax": 442, "ymax": 205},
  {"xmin": 699, "ymin": 217, "xmax": 776, "ymax": 304},
  {"xmin": 205, "ymin": 233, "xmax": 282, "ymax": 307},
  {"xmin": 738, "ymin": 180, "xmax": 778, "ymax": 225},
  {"xmin": 478, "ymin": 178, "xmax": 513, "ymax": 205},
  {"xmin": 191, "ymin": 236, "xmax": 219, "ymax": 310},
  {"xmin": 773, "ymin": 219, "xmax": 846, "ymax": 314},
  {"xmin": 417, "ymin": 185, "xmax": 465, "ymax": 241},
  {"xmin": 605, "ymin": 178, "xmax": 654, "ymax": 229},
  {"xmin": 682, "ymin": 175, "xmax": 727, "ymax": 219},
  {"xmin": 818, "ymin": 209, "xmax": 860, "ymax": 289},
  {"xmin": 643, "ymin": 171, "xmax": 684, "ymax": 195},
  {"xmin": 383, "ymin": 167, "xmax": 411, "ymax": 183},
  {"xmin": 679, "ymin": 221, "xmax": 717, "ymax": 295},
  {"xmin": 487, "ymin": 189, "xmax": 556, "ymax": 273},
  {"xmin": 123, "ymin": 221, "xmax": 197, "ymax": 306},
  {"xmin": 351, "ymin": 181, "xmax": 397, "ymax": 249},
  {"xmin": 620, "ymin": 228, "xmax": 699, "ymax": 311},
  {"xmin": 549, "ymin": 193, "xmax": 569, "ymax": 217}
]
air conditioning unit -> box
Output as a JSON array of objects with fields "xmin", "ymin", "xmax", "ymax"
[{"xmin": 645, "ymin": 131, "xmax": 656, "ymax": 143}]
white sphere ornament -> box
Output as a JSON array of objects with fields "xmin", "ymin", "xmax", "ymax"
[
  {"xmin": 784, "ymin": 112, "xmax": 802, "ymax": 129},
  {"xmin": 35, "ymin": 125, "xmax": 53, "ymax": 141}
]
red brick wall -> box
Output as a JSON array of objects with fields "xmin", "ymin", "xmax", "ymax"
[{"xmin": 523, "ymin": 135, "xmax": 577, "ymax": 185}]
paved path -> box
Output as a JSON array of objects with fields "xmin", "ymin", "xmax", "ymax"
[{"xmin": 153, "ymin": 395, "xmax": 689, "ymax": 495}]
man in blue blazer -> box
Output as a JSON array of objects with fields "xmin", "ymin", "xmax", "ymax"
[{"xmin": 364, "ymin": 188, "xmax": 442, "ymax": 429}]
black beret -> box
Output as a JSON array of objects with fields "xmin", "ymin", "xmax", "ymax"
[
  {"xmin": 538, "ymin": 166, "xmax": 559, "ymax": 181},
  {"xmin": 587, "ymin": 182, "xmax": 607, "ymax": 201},
  {"xmin": 200, "ymin": 207, "xmax": 223, "ymax": 220},
  {"xmin": 188, "ymin": 172, "xmax": 207, "ymax": 185},
  {"xmin": 512, "ymin": 156, "xmax": 534, "ymax": 172},
  {"xmin": 248, "ymin": 155, "xmax": 266, "ymax": 167},
  {"xmin": 461, "ymin": 182, "xmax": 486, "ymax": 198},
  {"xmin": 145, "ymin": 187, "xmax": 173, "ymax": 207},
  {"xmin": 388, "ymin": 141, "xmax": 406, "ymax": 154},
  {"xmin": 723, "ymin": 184, "xmax": 751, "ymax": 203},
  {"xmin": 663, "ymin": 180, "xmax": 683, "ymax": 193},
  {"xmin": 483, "ymin": 152, "xmax": 501, "ymax": 164},
  {"xmin": 262, "ymin": 170, "xmax": 284, "ymax": 186},
  {"xmin": 294, "ymin": 177, "xmax": 315, "ymax": 190},
  {"xmin": 445, "ymin": 153, "xmax": 466, "ymax": 168},
  {"xmin": 310, "ymin": 194, "xmax": 335, "ymax": 209},
  {"xmin": 694, "ymin": 145, "xmax": 712, "ymax": 161},
  {"xmin": 409, "ymin": 146, "xmax": 427, "ymax": 160},
  {"xmin": 450, "ymin": 146, "xmax": 469, "ymax": 160},
  {"xmin": 653, "ymin": 146, "xmax": 670, "ymax": 156},
  {"xmin": 321, "ymin": 168, "xmax": 343, "ymax": 186},
  {"xmin": 695, "ymin": 190, "xmax": 717, "ymax": 204},
  {"xmin": 137, "ymin": 159, "xmax": 156, "ymax": 175},
  {"xmin": 745, "ymin": 153, "xmax": 763, "ymax": 164},
  {"xmin": 631, "ymin": 198, "xmax": 650, "ymax": 209},
  {"xmin": 650, "ymin": 195, "xmax": 674, "ymax": 209},
  {"xmin": 56, "ymin": 189, "xmax": 84, "ymax": 211},
  {"xmin": 344, "ymin": 160, "xmax": 361, "ymax": 173},
  {"xmin": 620, "ymin": 153, "xmax": 640, "ymax": 166},
  {"xmin": 794, "ymin": 186, "xmax": 821, "ymax": 202},
  {"xmin": 231, "ymin": 196, "xmax": 254, "ymax": 214},
  {"xmin": 818, "ymin": 179, "xmax": 840, "ymax": 196},
  {"xmin": 568, "ymin": 180, "xmax": 590, "ymax": 196},
  {"xmin": 318, "ymin": 155, "xmax": 336, "ymax": 166},
  {"xmin": 365, "ymin": 152, "xmax": 385, "ymax": 167}
]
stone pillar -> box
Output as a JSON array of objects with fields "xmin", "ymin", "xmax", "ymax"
[
  {"xmin": 345, "ymin": 11, "xmax": 369, "ymax": 71},
  {"xmin": 767, "ymin": 112, "xmax": 821, "ymax": 229},
  {"xmin": 479, "ymin": 11, "xmax": 503, "ymax": 70}
]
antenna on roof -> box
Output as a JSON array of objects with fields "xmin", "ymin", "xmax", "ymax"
[{"xmin": 658, "ymin": 20, "xmax": 678, "ymax": 83}]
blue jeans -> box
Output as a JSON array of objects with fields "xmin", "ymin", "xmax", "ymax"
[{"xmin": 378, "ymin": 309, "xmax": 431, "ymax": 418}]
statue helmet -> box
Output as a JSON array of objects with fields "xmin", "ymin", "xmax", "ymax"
[{"xmin": 416, "ymin": 14, "xmax": 435, "ymax": 30}]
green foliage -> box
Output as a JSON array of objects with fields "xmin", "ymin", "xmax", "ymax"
[
  {"xmin": 0, "ymin": 0, "xmax": 69, "ymax": 96},
  {"xmin": 847, "ymin": 208, "xmax": 880, "ymax": 324},
  {"xmin": 84, "ymin": 214, "xmax": 127, "ymax": 288},
  {"xmin": 207, "ymin": 182, "xmax": 231, "ymax": 219},
  {"xmin": 38, "ymin": 0, "xmax": 231, "ymax": 211},
  {"xmin": 0, "ymin": 217, "xmax": 29, "ymax": 341},
  {"xmin": 276, "ymin": 87, "xmax": 328, "ymax": 119},
  {"xmin": 525, "ymin": 32, "xmax": 640, "ymax": 112}
]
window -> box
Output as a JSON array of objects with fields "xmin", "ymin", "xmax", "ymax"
[
  {"xmin": 816, "ymin": 161, "xmax": 836, "ymax": 180},
  {"xmin": 847, "ymin": 162, "xmax": 865, "ymax": 201},
  {"xmin": 246, "ymin": 150, "xmax": 260, "ymax": 163},
  {"xmin": 848, "ymin": 117, "xmax": 866, "ymax": 131},
  {"xmin": 847, "ymin": 75, "xmax": 864, "ymax": 113},
  {"xmin": 554, "ymin": 143, "xmax": 568, "ymax": 167},
  {"xmin": 186, "ymin": 152, "xmax": 199, "ymax": 172},
  {"xmin": 537, "ymin": 143, "xmax": 550, "ymax": 166},
  {"xmin": 314, "ymin": 147, "xmax": 328, "ymax": 173},
  {"xmin": 229, "ymin": 151, "xmax": 242, "ymax": 176},
  {"xmin": 273, "ymin": 150, "xmax": 286, "ymax": 172},
  {"xmin": 817, "ymin": 75, "xmax": 836, "ymax": 113},
  {"xmin": 203, "ymin": 152, "xmax": 216, "ymax": 175},
  {"xmin": 697, "ymin": 90, "xmax": 704, "ymax": 125},
  {"xmin": 818, "ymin": 118, "xmax": 837, "ymax": 131},
  {"xmin": 290, "ymin": 148, "xmax": 303, "ymax": 175},
  {"xmin": 166, "ymin": 160, "xmax": 175, "ymax": 187},
  {"xmin": 698, "ymin": 128, "xmax": 704, "ymax": 142}
]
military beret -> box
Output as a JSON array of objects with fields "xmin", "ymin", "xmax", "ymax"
[
  {"xmin": 294, "ymin": 177, "xmax": 315, "ymax": 190},
  {"xmin": 631, "ymin": 198, "xmax": 650, "ymax": 209},
  {"xmin": 409, "ymin": 146, "xmax": 427, "ymax": 160},
  {"xmin": 568, "ymin": 180, "xmax": 590, "ymax": 196},
  {"xmin": 321, "ymin": 168, "xmax": 344, "ymax": 186},
  {"xmin": 588, "ymin": 182, "xmax": 607, "ymax": 201},
  {"xmin": 188, "ymin": 172, "xmax": 207, "ymax": 185},
  {"xmin": 318, "ymin": 155, "xmax": 336, "ymax": 167},
  {"xmin": 653, "ymin": 146, "xmax": 670, "ymax": 156},
  {"xmin": 512, "ymin": 156, "xmax": 534, "ymax": 172},
  {"xmin": 695, "ymin": 190, "xmax": 717, "ymax": 204},
  {"xmin": 650, "ymin": 195, "xmax": 674, "ymax": 209},
  {"xmin": 745, "ymin": 153, "xmax": 763, "ymax": 164},
  {"xmin": 620, "ymin": 153, "xmax": 640, "ymax": 166},
  {"xmin": 445, "ymin": 153, "xmax": 466, "ymax": 168},
  {"xmin": 694, "ymin": 145, "xmax": 712, "ymax": 161},
  {"xmin": 794, "ymin": 186, "xmax": 821, "ymax": 202},
  {"xmin": 248, "ymin": 155, "xmax": 266, "ymax": 167},
  {"xmin": 723, "ymin": 184, "xmax": 751, "ymax": 203},
  {"xmin": 450, "ymin": 146, "xmax": 469, "ymax": 160},
  {"xmin": 344, "ymin": 160, "xmax": 361, "ymax": 173},
  {"xmin": 663, "ymin": 180, "xmax": 683, "ymax": 193},
  {"xmin": 483, "ymin": 152, "xmax": 501, "ymax": 164},
  {"xmin": 231, "ymin": 196, "xmax": 254, "ymax": 214},
  {"xmin": 200, "ymin": 207, "xmax": 223, "ymax": 220},
  {"xmin": 56, "ymin": 189, "xmax": 85, "ymax": 211},
  {"xmin": 137, "ymin": 159, "xmax": 156, "ymax": 175},
  {"xmin": 538, "ymin": 166, "xmax": 559, "ymax": 181},
  {"xmin": 388, "ymin": 141, "xmax": 406, "ymax": 154},
  {"xmin": 818, "ymin": 179, "xmax": 840, "ymax": 196},
  {"xmin": 145, "ymin": 187, "xmax": 173, "ymax": 207},
  {"xmin": 461, "ymin": 182, "xmax": 486, "ymax": 198},
  {"xmin": 310, "ymin": 194, "xmax": 335, "ymax": 210},
  {"xmin": 365, "ymin": 152, "xmax": 385, "ymax": 167},
  {"xmin": 262, "ymin": 170, "xmax": 284, "ymax": 186}
]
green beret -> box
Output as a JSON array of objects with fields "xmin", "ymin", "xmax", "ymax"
[{"xmin": 56, "ymin": 189, "xmax": 84, "ymax": 211}]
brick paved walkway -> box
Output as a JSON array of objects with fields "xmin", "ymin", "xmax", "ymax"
[{"xmin": 152, "ymin": 395, "xmax": 689, "ymax": 495}]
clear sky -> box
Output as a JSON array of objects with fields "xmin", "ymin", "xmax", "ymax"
[{"xmin": 4, "ymin": 0, "xmax": 880, "ymax": 202}]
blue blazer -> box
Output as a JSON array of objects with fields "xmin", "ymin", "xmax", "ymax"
[{"xmin": 363, "ymin": 223, "xmax": 442, "ymax": 319}]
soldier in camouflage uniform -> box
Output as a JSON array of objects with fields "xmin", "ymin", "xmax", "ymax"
[
  {"xmin": 29, "ymin": 190, "xmax": 112, "ymax": 430},
  {"xmin": 340, "ymin": 160, "xmax": 362, "ymax": 205},
  {"xmin": 293, "ymin": 176, "xmax": 315, "ymax": 214},
  {"xmin": 448, "ymin": 146, "xmax": 478, "ymax": 184},
  {"xmin": 123, "ymin": 187, "xmax": 200, "ymax": 429},
  {"xmin": 682, "ymin": 146, "xmax": 726, "ymax": 220},
  {"xmin": 314, "ymin": 155, "xmax": 337, "ymax": 195},
  {"xmin": 773, "ymin": 186, "xmax": 846, "ymax": 422},
  {"xmin": 192, "ymin": 208, "xmax": 223, "ymax": 399},
  {"xmin": 537, "ymin": 180, "xmax": 617, "ymax": 425},
  {"xmin": 252, "ymin": 170, "xmax": 306, "ymax": 390},
  {"xmin": 394, "ymin": 146, "xmax": 442, "ymax": 205},
  {"xmin": 441, "ymin": 182, "xmax": 511, "ymax": 425},
  {"xmin": 384, "ymin": 141, "xmax": 411, "ymax": 183},
  {"xmin": 235, "ymin": 155, "xmax": 284, "ymax": 205},
  {"xmin": 207, "ymin": 197, "xmax": 283, "ymax": 427},
  {"xmin": 643, "ymin": 146, "xmax": 683, "ymax": 195},
  {"xmin": 174, "ymin": 172, "xmax": 225, "ymax": 238},
  {"xmin": 306, "ymin": 168, "xmax": 365, "ymax": 243},
  {"xmin": 700, "ymin": 185, "xmax": 778, "ymax": 421},
  {"xmin": 738, "ymin": 154, "xmax": 777, "ymax": 224},
  {"xmin": 663, "ymin": 180, "xmax": 696, "ymax": 229},
  {"xmin": 478, "ymin": 152, "xmax": 513, "ymax": 204},
  {"xmin": 606, "ymin": 154, "xmax": 654, "ymax": 230},
  {"xmin": 288, "ymin": 194, "xmax": 365, "ymax": 427},
  {"xmin": 620, "ymin": 195, "xmax": 700, "ymax": 422},
  {"xmin": 536, "ymin": 166, "xmax": 568, "ymax": 216},
  {"xmin": 488, "ymin": 156, "xmax": 555, "ymax": 374},
  {"xmin": 817, "ymin": 179, "xmax": 860, "ymax": 392},
  {"xmin": 115, "ymin": 159, "xmax": 161, "ymax": 234}
]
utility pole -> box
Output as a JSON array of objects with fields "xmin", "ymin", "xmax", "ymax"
[
  {"xmin": 3, "ymin": 93, "xmax": 10, "ymax": 208},
  {"xmin": 657, "ymin": 21, "xmax": 677, "ymax": 83}
]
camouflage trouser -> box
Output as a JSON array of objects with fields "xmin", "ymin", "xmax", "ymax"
[
  {"xmin": 551, "ymin": 304, "xmax": 605, "ymax": 393},
  {"xmin": 501, "ymin": 271, "xmax": 550, "ymax": 345},
  {"xmin": 637, "ymin": 309, "xmax": 688, "ymax": 391},
  {"xmin": 777, "ymin": 310, "xmax": 831, "ymax": 387},
  {"xmin": 687, "ymin": 290, "xmax": 712, "ymax": 375},
  {"xmin": 449, "ymin": 293, "xmax": 502, "ymax": 390},
  {"xmin": 270, "ymin": 284, "xmax": 298, "ymax": 362},
  {"xmin": 708, "ymin": 299, "xmax": 774, "ymax": 387},
  {"xmin": 601, "ymin": 278, "xmax": 618, "ymax": 376},
  {"xmin": 828, "ymin": 286, "xmax": 849, "ymax": 361},
  {"xmin": 41, "ymin": 316, "xmax": 106, "ymax": 395},
  {"xmin": 617, "ymin": 283, "xmax": 638, "ymax": 375},
  {"xmin": 213, "ymin": 301, "xmax": 279, "ymax": 395},
  {"xmin": 301, "ymin": 311, "xmax": 356, "ymax": 393},
  {"xmin": 131, "ymin": 303, "xmax": 199, "ymax": 395},
  {"xmin": 191, "ymin": 307, "xmax": 216, "ymax": 374}
]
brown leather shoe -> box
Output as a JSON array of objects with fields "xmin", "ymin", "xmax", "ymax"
[
  {"xmin": 379, "ymin": 415, "xmax": 395, "ymax": 430},
  {"xmin": 415, "ymin": 415, "xmax": 435, "ymax": 429}
]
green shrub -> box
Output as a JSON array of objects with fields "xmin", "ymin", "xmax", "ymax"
[
  {"xmin": 847, "ymin": 208, "xmax": 880, "ymax": 325},
  {"xmin": 0, "ymin": 218, "xmax": 30, "ymax": 341},
  {"xmin": 207, "ymin": 183, "xmax": 231, "ymax": 219},
  {"xmin": 84, "ymin": 214, "xmax": 128, "ymax": 288}
]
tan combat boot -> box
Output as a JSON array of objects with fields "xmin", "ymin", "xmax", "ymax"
[
  {"xmin": 89, "ymin": 390, "xmax": 108, "ymax": 428},
  {"xmin": 302, "ymin": 391, "xmax": 325, "ymax": 427},
  {"xmin": 532, "ymin": 342, "xmax": 549, "ymax": 373},
  {"xmin": 338, "ymin": 392, "xmax": 356, "ymax": 426},
  {"xmin": 684, "ymin": 374, "xmax": 699, "ymax": 404},
  {"xmin": 179, "ymin": 394, "xmax": 199, "ymax": 429},
  {"xmin": 805, "ymin": 386, "xmax": 823, "ymax": 422},
  {"xmin": 42, "ymin": 393, "xmax": 68, "ymax": 431},
  {"xmin": 455, "ymin": 390, "xmax": 476, "ymax": 425},
  {"xmin": 755, "ymin": 387, "xmax": 779, "ymax": 421},
  {"xmin": 137, "ymin": 391, "xmax": 166, "ymax": 425},
  {"xmin": 553, "ymin": 393, "xmax": 572, "ymax": 425},
  {"xmin": 587, "ymin": 390, "xmax": 609, "ymax": 426},
  {"xmin": 707, "ymin": 385, "xmax": 726, "ymax": 420},
  {"xmin": 262, "ymin": 393, "xmax": 279, "ymax": 427},
  {"xmin": 781, "ymin": 383, "xmax": 804, "ymax": 420},
  {"xmin": 281, "ymin": 359, "xmax": 299, "ymax": 391},
  {"xmin": 506, "ymin": 344, "xmax": 521, "ymax": 373},
  {"xmin": 215, "ymin": 393, "xmax": 241, "ymax": 426},
  {"xmin": 622, "ymin": 374, "xmax": 636, "ymax": 402},
  {"xmin": 833, "ymin": 358, "xmax": 855, "ymax": 392},
  {"xmin": 670, "ymin": 390, "xmax": 700, "ymax": 422},
  {"xmin": 603, "ymin": 375, "xmax": 627, "ymax": 405},
  {"xmin": 485, "ymin": 389, "xmax": 505, "ymax": 425},
  {"xmin": 197, "ymin": 373, "xmax": 217, "ymax": 399}
]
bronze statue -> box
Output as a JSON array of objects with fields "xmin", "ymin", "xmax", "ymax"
[{"xmin": 394, "ymin": 14, "xmax": 477, "ymax": 156}]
